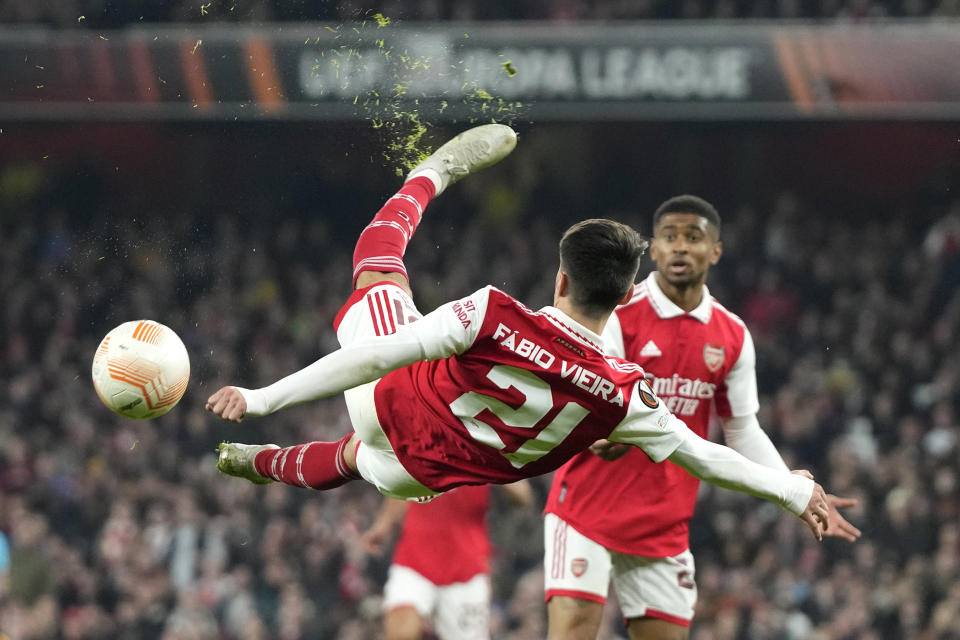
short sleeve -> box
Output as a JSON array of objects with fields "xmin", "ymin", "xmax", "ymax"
[{"xmin": 607, "ymin": 380, "xmax": 687, "ymax": 462}]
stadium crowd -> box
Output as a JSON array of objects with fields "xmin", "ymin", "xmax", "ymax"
[
  {"xmin": 0, "ymin": 124, "xmax": 958, "ymax": 640},
  {"xmin": 0, "ymin": 0, "xmax": 957, "ymax": 26}
]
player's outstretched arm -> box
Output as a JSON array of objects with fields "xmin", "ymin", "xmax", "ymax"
[
  {"xmin": 720, "ymin": 415, "xmax": 861, "ymax": 542},
  {"xmin": 206, "ymin": 289, "xmax": 489, "ymax": 423},
  {"xmin": 205, "ymin": 330, "xmax": 426, "ymax": 422},
  {"xmin": 665, "ymin": 430, "xmax": 829, "ymax": 541}
]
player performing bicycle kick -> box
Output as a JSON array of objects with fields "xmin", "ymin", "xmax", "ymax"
[{"xmin": 206, "ymin": 123, "xmax": 831, "ymax": 541}]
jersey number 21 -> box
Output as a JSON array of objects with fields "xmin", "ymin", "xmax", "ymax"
[{"xmin": 449, "ymin": 364, "xmax": 590, "ymax": 468}]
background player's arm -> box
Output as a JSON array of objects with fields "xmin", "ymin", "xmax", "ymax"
[
  {"xmin": 588, "ymin": 438, "xmax": 631, "ymax": 461},
  {"xmin": 207, "ymin": 288, "xmax": 491, "ymax": 421},
  {"xmin": 718, "ymin": 330, "xmax": 787, "ymax": 469},
  {"xmin": 720, "ymin": 414, "xmax": 787, "ymax": 469},
  {"xmin": 361, "ymin": 498, "xmax": 409, "ymax": 555}
]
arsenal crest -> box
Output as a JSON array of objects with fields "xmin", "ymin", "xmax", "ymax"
[
  {"xmin": 703, "ymin": 344, "xmax": 725, "ymax": 372},
  {"xmin": 571, "ymin": 558, "xmax": 588, "ymax": 577}
]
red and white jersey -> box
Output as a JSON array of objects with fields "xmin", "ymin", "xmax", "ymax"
[
  {"xmin": 392, "ymin": 485, "xmax": 491, "ymax": 585},
  {"xmin": 372, "ymin": 286, "xmax": 688, "ymax": 492},
  {"xmin": 544, "ymin": 272, "xmax": 759, "ymax": 557}
]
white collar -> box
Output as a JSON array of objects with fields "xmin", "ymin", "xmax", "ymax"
[
  {"xmin": 643, "ymin": 272, "xmax": 713, "ymax": 324},
  {"xmin": 539, "ymin": 306, "xmax": 605, "ymax": 352}
]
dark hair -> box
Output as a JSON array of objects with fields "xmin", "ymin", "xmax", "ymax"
[
  {"xmin": 559, "ymin": 219, "xmax": 648, "ymax": 317},
  {"xmin": 653, "ymin": 195, "xmax": 721, "ymax": 233}
]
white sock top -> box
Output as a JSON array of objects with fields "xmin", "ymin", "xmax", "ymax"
[{"xmin": 406, "ymin": 168, "xmax": 443, "ymax": 195}]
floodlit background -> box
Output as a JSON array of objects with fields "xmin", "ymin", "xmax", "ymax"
[{"xmin": 1, "ymin": 2, "xmax": 959, "ymax": 639}]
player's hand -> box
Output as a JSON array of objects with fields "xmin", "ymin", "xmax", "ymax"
[
  {"xmin": 360, "ymin": 525, "xmax": 391, "ymax": 556},
  {"xmin": 589, "ymin": 439, "xmax": 631, "ymax": 462},
  {"xmin": 823, "ymin": 494, "xmax": 862, "ymax": 542},
  {"xmin": 793, "ymin": 470, "xmax": 829, "ymax": 541},
  {"xmin": 205, "ymin": 386, "xmax": 248, "ymax": 423}
]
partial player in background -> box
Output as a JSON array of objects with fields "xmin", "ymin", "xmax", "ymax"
[
  {"xmin": 361, "ymin": 481, "xmax": 533, "ymax": 640},
  {"xmin": 205, "ymin": 125, "xmax": 832, "ymax": 547},
  {"xmin": 543, "ymin": 195, "xmax": 862, "ymax": 640}
]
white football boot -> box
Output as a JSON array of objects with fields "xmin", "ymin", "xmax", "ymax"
[
  {"xmin": 216, "ymin": 442, "xmax": 279, "ymax": 485},
  {"xmin": 406, "ymin": 123, "xmax": 517, "ymax": 196}
]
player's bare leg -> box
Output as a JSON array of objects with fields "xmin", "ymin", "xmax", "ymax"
[
  {"xmin": 547, "ymin": 596, "xmax": 604, "ymax": 640},
  {"xmin": 627, "ymin": 617, "xmax": 688, "ymax": 640},
  {"xmin": 353, "ymin": 123, "xmax": 517, "ymax": 294},
  {"xmin": 383, "ymin": 606, "xmax": 426, "ymax": 640}
]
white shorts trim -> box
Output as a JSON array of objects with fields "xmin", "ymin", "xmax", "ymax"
[
  {"xmin": 543, "ymin": 513, "xmax": 611, "ymax": 602},
  {"xmin": 338, "ymin": 285, "xmax": 438, "ymax": 501},
  {"xmin": 355, "ymin": 440, "xmax": 438, "ymax": 501},
  {"xmin": 336, "ymin": 282, "xmax": 422, "ymax": 346},
  {"xmin": 383, "ymin": 565, "xmax": 491, "ymax": 640},
  {"xmin": 543, "ymin": 513, "xmax": 697, "ymax": 624}
]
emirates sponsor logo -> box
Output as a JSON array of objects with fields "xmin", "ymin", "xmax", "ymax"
[
  {"xmin": 646, "ymin": 372, "xmax": 717, "ymax": 416},
  {"xmin": 571, "ymin": 558, "xmax": 588, "ymax": 578},
  {"xmin": 646, "ymin": 373, "xmax": 717, "ymax": 399},
  {"xmin": 703, "ymin": 343, "xmax": 725, "ymax": 372}
]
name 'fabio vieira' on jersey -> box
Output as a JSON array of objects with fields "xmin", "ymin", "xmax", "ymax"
[{"xmin": 370, "ymin": 285, "xmax": 689, "ymax": 493}]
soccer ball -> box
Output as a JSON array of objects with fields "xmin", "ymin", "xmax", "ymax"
[{"xmin": 91, "ymin": 320, "xmax": 191, "ymax": 419}]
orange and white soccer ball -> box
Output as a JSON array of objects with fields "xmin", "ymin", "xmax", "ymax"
[{"xmin": 91, "ymin": 320, "xmax": 191, "ymax": 419}]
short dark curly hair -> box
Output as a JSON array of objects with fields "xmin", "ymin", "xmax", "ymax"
[
  {"xmin": 559, "ymin": 219, "xmax": 648, "ymax": 317},
  {"xmin": 653, "ymin": 195, "xmax": 721, "ymax": 233}
]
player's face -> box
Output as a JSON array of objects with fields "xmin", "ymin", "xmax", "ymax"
[{"xmin": 650, "ymin": 213, "xmax": 722, "ymax": 287}]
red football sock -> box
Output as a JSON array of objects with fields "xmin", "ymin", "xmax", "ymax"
[
  {"xmin": 352, "ymin": 176, "xmax": 436, "ymax": 286},
  {"xmin": 254, "ymin": 435, "xmax": 361, "ymax": 490}
]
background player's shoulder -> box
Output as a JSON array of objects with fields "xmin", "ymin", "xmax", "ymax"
[{"xmin": 710, "ymin": 296, "xmax": 748, "ymax": 329}]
